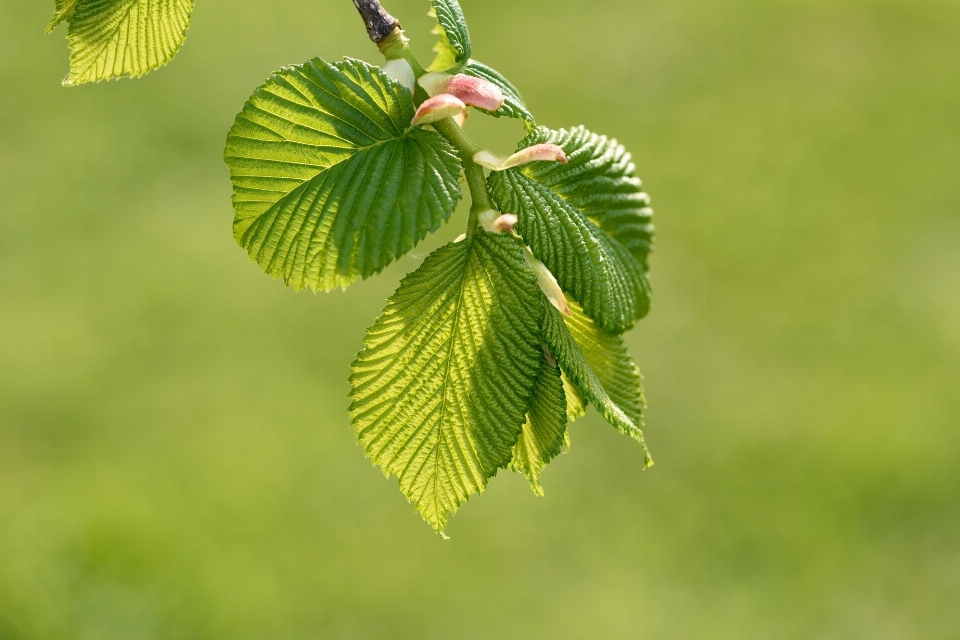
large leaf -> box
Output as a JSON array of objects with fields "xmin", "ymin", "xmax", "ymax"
[
  {"xmin": 463, "ymin": 59, "xmax": 536, "ymax": 128},
  {"xmin": 541, "ymin": 302, "xmax": 653, "ymax": 466},
  {"xmin": 515, "ymin": 126, "xmax": 655, "ymax": 267},
  {"xmin": 48, "ymin": 0, "xmax": 195, "ymax": 86},
  {"xmin": 350, "ymin": 234, "xmax": 544, "ymax": 533},
  {"xmin": 563, "ymin": 298, "xmax": 645, "ymax": 426},
  {"xmin": 488, "ymin": 151, "xmax": 649, "ymax": 334},
  {"xmin": 428, "ymin": 0, "xmax": 471, "ymax": 72},
  {"xmin": 225, "ymin": 58, "xmax": 463, "ymax": 292},
  {"xmin": 510, "ymin": 354, "xmax": 568, "ymax": 496}
]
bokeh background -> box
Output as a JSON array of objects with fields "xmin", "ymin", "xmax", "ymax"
[{"xmin": 2, "ymin": 0, "xmax": 959, "ymax": 637}]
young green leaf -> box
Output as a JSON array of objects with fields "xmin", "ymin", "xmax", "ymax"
[
  {"xmin": 515, "ymin": 126, "xmax": 655, "ymax": 269},
  {"xmin": 350, "ymin": 234, "xmax": 544, "ymax": 533},
  {"xmin": 562, "ymin": 372, "xmax": 586, "ymax": 423},
  {"xmin": 463, "ymin": 60, "xmax": 536, "ymax": 127},
  {"xmin": 48, "ymin": 0, "xmax": 195, "ymax": 86},
  {"xmin": 428, "ymin": 0, "xmax": 472, "ymax": 72},
  {"xmin": 45, "ymin": 0, "xmax": 77, "ymax": 32},
  {"xmin": 488, "ymin": 160, "xmax": 648, "ymax": 334},
  {"xmin": 563, "ymin": 298, "xmax": 645, "ymax": 426},
  {"xmin": 224, "ymin": 58, "xmax": 462, "ymax": 292},
  {"xmin": 541, "ymin": 301, "xmax": 653, "ymax": 467},
  {"xmin": 510, "ymin": 355, "xmax": 568, "ymax": 497}
]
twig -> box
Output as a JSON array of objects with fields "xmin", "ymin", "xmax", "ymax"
[{"xmin": 351, "ymin": 0, "xmax": 400, "ymax": 44}]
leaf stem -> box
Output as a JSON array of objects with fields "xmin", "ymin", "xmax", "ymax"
[
  {"xmin": 353, "ymin": 0, "xmax": 497, "ymax": 235},
  {"xmin": 433, "ymin": 118, "xmax": 495, "ymax": 234}
]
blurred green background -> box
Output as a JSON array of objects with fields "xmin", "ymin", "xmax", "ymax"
[{"xmin": 2, "ymin": 0, "xmax": 959, "ymax": 637}]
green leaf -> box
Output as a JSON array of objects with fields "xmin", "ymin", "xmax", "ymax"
[
  {"xmin": 563, "ymin": 297, "xmax": 645, "ymax": 426},
  {"xmin": 510, "ymin": 354, "xmax": 568, "ymax": 496},
  {"xmin": 350, "ymin": 234, "xmax": 544, "ymax": 533},
  {"xmin": 541, "ymin": 301, "xmax": 653, "ymax": 467},
  {"xmin": 45, "ymin": 0, "xmax": 77, "ymax": 33},
  {"xmin": 488, "ymin": 136, "xmax": 649, "ymax": 333},
  {"xmin": 224, "ymin": 58, "xmax": 463, "ymax": 292},
  {"xmin": 428, "ymin": 0, "xmax": 471, "ymax": 72},
  {"xmin": 49, "ymin": 0, "xmax": 195, "ymax": 86},
  {"xmin": 516, "ymin": 126, "xmax": 655, "ymax": 268},
  {"xmin": 562, "ymin": 372, "xmax": 586, "ymax": 423},
  {"xmin": 463, "ymin": 59, "xmax": 536, "ymax": 128},
  {"xmin": 427, "ymin": 10, "xmax": 458, "ymax": 73}
]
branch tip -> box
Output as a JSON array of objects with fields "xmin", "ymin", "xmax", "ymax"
[{"xmin": 352, "ymin": 0, "xmax": 401, "ymax": 44}]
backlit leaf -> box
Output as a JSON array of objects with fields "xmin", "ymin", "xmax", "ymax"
[
  {"xmin": 224, "ymin": 58, "xmax": 462, "ymax": 292},
  {"xmin": 350, "ymin": 233, "xmax": 544, "ymax": 533},
  {"xmin": 563, "ymin": 297, "xmax": 645, "ymax": 426},
  {"xmin": 510, "ymin": 354, "xmax": 567, "ymax": 496},
  {"xmin": 541, "ymin": 301, "xmax": 653, "ymax": 466},
  {"xmin": 49, "ymin": 0, "xmax": 195, "ymax": 86},
  {"xmin": 428, "ymin": 0, "xmax": 471, "ymax": 72}
]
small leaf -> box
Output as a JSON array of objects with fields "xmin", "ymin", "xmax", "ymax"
[
  {"xmin": 350, "ymin": 234, "xmax": 544, "ymax": 533},
  {"xmin": 45, "ymin": 0, "xmax": 77, "ymax": 33},
  {"xmin": 463, "ymin": 59, "xmax": 536, "ymax": 127},
  {"xmin": 427, "ymin": 10, "xmax": 458, "ymax": 73},
  {"xmin": 516, "ymin": 126, "xmax": 655, "ymax": 268},
  {"xmin": 563, "ymin": 297, "xmax": 645, "ymax": 426},
  {"xmin": 510, "ymin": 354, "xmax": 568, "ymax": 497},
  {"xmin": 428, "ymin": 0, "xmax": 471, "ymax": 72},
  {"xmin": 225, "ymin": 58, "xmax": 463, "ymax": 292},
  {"xmin": 541, "ymin": 301, "xmax": 652, "ymax": 466},
  {"xmin": 412, "ymin": 94, "xmax": 467, "ymax": 127},
  {"xmin": 562, "ymin": 372, "xmax": 586, "ymax": 423},
  {"xmin": 488, "ymin": 148, "xmax": 649, "ymax": 334},
  {"xmin": 50, "ymin": 0, "xmax": 195, "ymax": 85}
]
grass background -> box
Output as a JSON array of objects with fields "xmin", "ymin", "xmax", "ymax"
[{"xmin": 2, "ymin": 0, "xmax": 959, "ymax": 637}]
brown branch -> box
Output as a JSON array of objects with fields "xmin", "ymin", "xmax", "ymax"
[{"xmin": 351, "ymin": 0, "xmax": 400, "ymax": 44}]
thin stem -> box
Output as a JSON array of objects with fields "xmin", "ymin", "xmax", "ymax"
[
  {"xmin": 433, "ymin": 118, "xmax": 495, "ymax": 235},
  {"xmin": 353, "ymin": 0, "xmax": 498, "ymax": 235}
]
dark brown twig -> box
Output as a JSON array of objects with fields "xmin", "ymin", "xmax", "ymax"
[{"xmin": 351, "ymin": 0, "xmax": 400, "ymax": 44}]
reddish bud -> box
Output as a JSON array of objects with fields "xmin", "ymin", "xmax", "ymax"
[
  {"xmin": 411, "ymin": 94, "xmax": 467, "ymax": 127},
  {"xmin": 473, "ymin": 144, "xmax": 568, "ymax": 171},
  {"xmin": 478, "ymin": 209, "xmax": 518, "ymax": 234},
  {"xmin": 419, "ymin": 72, "xmax": 505, "ymax": 112}
]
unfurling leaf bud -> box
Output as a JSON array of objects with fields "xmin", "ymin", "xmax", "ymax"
[
  {"xmin": 383, "ymin": 58, "xmax": 416, "ymax": 94},
  {"xmin": 473, "ymin": 144, "xmax": 569, "ymax": 171},
  {"xmin": 524, "ymin": 251, "xmax": 571, "ymax": 316},
  {"xmin": 477, "ymin": 209, "xmax": 518, "ymax": 234},
  {"xmin": 411, "ymin": 94, "xmax": 468, "ymax": 127},
  {"xmin": 418, "ymin": 72, "xmax": 505, "ymax": 112}
]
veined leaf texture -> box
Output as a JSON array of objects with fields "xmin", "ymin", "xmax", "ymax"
[
  {"xmin": 46, "ymin": 0, "xmax": 661, "ymax": 533},
  {"xmin": 350, "ymin": 234, "xmax": 545, "ymax": 532},
  {"xmin": 48, "ymin": 0, "xmax": 194, "ymax": 86},
  {"xmin": 224, "ymin": 58, "xmax": 462, "ymax": 292}
]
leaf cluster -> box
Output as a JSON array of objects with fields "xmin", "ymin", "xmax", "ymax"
[
  {"xmin": 223, "ymin": 0, "xmax": 656, "ymax": 534},
  {"xmin": 46, "ymin": 0, "xmax": 658, "ymax": 535}
]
